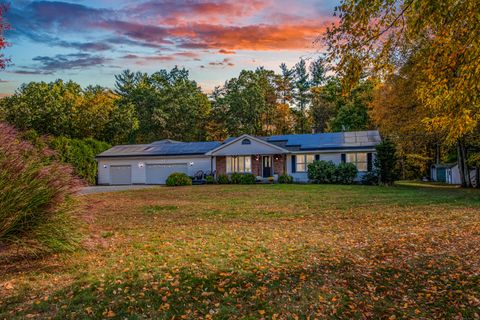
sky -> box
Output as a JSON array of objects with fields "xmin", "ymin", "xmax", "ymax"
[{"xmin": 0, "ymin": 0, "xmax": 338, "ymax": 96}]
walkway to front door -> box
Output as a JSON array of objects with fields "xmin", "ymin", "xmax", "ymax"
[{"xmin": 262, "ymin": 156, "xmax": 272, "ymax": 177}]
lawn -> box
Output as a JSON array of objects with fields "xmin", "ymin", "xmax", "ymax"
[{"xmin": 1, "ymin": 183, "xmax": 480, "ymax": 319}]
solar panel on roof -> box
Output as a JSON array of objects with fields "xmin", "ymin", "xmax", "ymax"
[{"xmin": 97, "ymin": 130, "xmax": 380, "ymax": 158}]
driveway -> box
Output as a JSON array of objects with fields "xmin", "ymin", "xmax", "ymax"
[{"xmin": 79, "ymin": 185, "xmax": 159, "ymax": 195}]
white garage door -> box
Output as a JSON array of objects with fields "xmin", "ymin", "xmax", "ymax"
[
  {"xmin": 146, "ymin": 164, "xmax": 188, "ymax": 184},
  {"xmin": 110, "ymin": 165, "xmax": 132, "ymax": 185}
]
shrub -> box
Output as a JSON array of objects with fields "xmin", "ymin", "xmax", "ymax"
[
  {"xmin": 335, "ymin": 162, "xmax": 358, "ymax": 184},
  {"xmin": 278, "ymin": 174, "xmax": 293, "ymax": 184},
  {"xmin": 217, "ymin": 174, "xmax": 230, "ymax": 184},
  {"xmin": 0, "ymin": 123, "xmax": 81, "ymax": 253},
  {"xmin": 362, "ymin": 170, "xmax": 379, "ymax": 185},
  {"xmin": 240, "ymin": 173, "xmax": 256, "ymax": 184},
  {"xmin": 308, "ymin": 160, "xmax": 337, "ymax": 183},
  {"xmin": 166, "ymin": 172, "xmax": 192, "ymax": 186},
  {"xmin": 48, "ymin": 136, "xmax": 111, "ymax": 185},
  {"xmin": 205, "ymin": 175, "xmax": 216, "ymax": 184},
  {"xmin": 230, "ymin": 172, "xmax": 242, "ymax": 184}
]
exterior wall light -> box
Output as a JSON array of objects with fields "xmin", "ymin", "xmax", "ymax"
[
  {"xmin": 138, "ymin": 162, "xmax": 145, "ymax": 168},
  {"xmin": 103, "ymin": 164, "xmax": 107, "ymax": 168},
  {"xmin": 189, "ymin": 162, "xmax": 194, "ymax": 166}
]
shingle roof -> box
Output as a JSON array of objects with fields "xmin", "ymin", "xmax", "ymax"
[{"xmin": 96, "ymin": 140, "xmax": 222, "ymax": 158}]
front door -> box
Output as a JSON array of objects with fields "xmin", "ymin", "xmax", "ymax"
[{"xmin": 262, "ymin": 156, "xmax": 272, "ymax": 177}]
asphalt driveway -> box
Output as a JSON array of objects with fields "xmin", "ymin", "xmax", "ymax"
[{"xmin": 79, "ymin": 185, "xmax": 159, "ymax": 195}]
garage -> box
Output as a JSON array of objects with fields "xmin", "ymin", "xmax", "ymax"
[
  {"xmin": 109, "ymin": 165, "xmax": 132, "ymax": 185},
  {"xmin": 146, "ymin": 163, "xmax": 188, "ymax": 184}
]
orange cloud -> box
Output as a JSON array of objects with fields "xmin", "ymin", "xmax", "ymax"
[
  {"xmin": 174, "ymin": 22, "xmax": 332, "ymax": 51},
  {"xmin": 218, "ymin": 49, "xmax": 236, "ymax": 54}
]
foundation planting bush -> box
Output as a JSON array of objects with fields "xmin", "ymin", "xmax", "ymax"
[
  {"xmin": 165, "ymin": 172, "xmax": 192, "ymax": 186},
  {"xmin": 216, "ymin": 174, "xmax": 230, "ymax": 184},
  {"xmin": 278, "ymin": 174, "xmax": 294, "ymax": 184},
  {"xmin": 240, "ymin": 173, "xmax": 256, "ymax": 184}
]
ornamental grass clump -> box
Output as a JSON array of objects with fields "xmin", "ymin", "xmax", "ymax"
[{"xmin": 0, "ymin": 123, "xmax": 81, "ymax": 253}]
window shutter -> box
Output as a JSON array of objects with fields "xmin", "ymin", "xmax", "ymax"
[
  {"xmin": 341, "ymin": 154, "xmax": 346, "ymax": 163},
  {"xmin": 291, "ymin": 155, "xmax": 296, "ymax": 173},
  {"xmin": 367, "ymin": 153, "xmax": 373, "ymax": 172},
  {"xmin": 315, "ymin": 154, "xmax": 320, "ymax": 161}
]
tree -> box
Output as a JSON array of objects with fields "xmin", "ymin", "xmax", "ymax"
[
  {"xmin": 309, "ymin": 86, "xmax": 336, "ymax": 133},
  {"xmin": 329, "ymin": 79, "xmax": 374, "ymax": 132},
  {"xmin": 325, "ymin": 0, "xmax": 480, "ymax": 187},
  {"xmin": 0, "ymin": 80, "xmax": 137, "ymax": 144},
  {"xmin": 277, "ymin": 63, "xmax": 294, "ymax": 105},
  {"xmin": 1, "ymin": 80, "xmax": 83, "ymax": 137},
  {"xmin": 0, "ymin": 3, "xmax": 9, "ymax": 70},
  {"xmin": 293, "ymin": 59, "xmax": 311, "ymax": 133},
  {"xmin": 210, "ymin": 68, "xmax": 281, "ymax": 137},
  {"xmin": 309, "ymin": 56, "xmax": 328, "ymax": 87},
  {"xmin": 375, "ymin": 139, "xmax": 398, "ymax": 185},
  {"xmin": 370, "ymin": 61, "xmax": 442, "ymax": 179},
  {"xmin": 115, "ymin": 67, "xmax": 211, "ymax": 142}
]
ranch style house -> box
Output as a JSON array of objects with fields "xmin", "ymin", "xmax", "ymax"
[{"xmin": 95, "ymin": 130, "xmax": 381, "ymax": 185}]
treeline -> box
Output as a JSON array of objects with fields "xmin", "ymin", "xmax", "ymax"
[
  {"xmin": 0, "ymin": 59, "xmax": 376, "ymax": 184},
  {"xmin": 0, "ymin": 59, "xmax": 374, "ymax": 145},
  {"xmin": 2, "ymin": 55, "xmax": 476, "ymax": 185}
]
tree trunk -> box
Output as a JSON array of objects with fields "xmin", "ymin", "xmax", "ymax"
[
  {"xmin": 475, "ymin": 167, "xmax": 479, "ymax": 188},
  {"xmin": 457, "ymin": 139, "xmax": 472, "ymax": 188}
]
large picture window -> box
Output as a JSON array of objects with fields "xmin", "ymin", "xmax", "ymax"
[
  {"xmin": 226, "ymin": 156, "xmax": 252, "ymax": 173},
  {"xmin": 295, "ymin": 154, "xmax": 316, "ymax": 172},
  {"xmin": 346, "ymin": 153, "xmax": 367, "ymax": 171}
]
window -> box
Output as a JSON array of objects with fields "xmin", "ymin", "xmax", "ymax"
[
  {"xmin": 241, "ymin": 138, "xmax": 251, "ymax": 145},
  {"xmin": 295, "ymin": 154, "xmax": 316, "ymax": 172},
  {"xmin": 346, "ymin": 153, "xmax": 367, "ymax": 171},
  {"xmin": 226, "ymin": 156, "xmax": 252, "ymax": 173}
]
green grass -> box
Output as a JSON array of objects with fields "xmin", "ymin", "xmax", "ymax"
[{"xmin": 1, "ymin": 183, "xmax": 479, "ymax": 319}]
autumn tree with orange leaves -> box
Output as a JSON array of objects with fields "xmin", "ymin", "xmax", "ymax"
[
  {"xmin": 325, "ymin": 0, "xmax": 480, "ymax": 187},
  {"xmin": 0, "ymin": 3, "xmax": 9, "ymax": 70}
]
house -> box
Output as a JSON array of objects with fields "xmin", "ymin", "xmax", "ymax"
[
  {"xmin": 95, "ymin": 130, "xmax": 381, "ymax": 185},
  {"xmin": 431, "ymin": 163, "xmax": 478, "ymax": 185}
]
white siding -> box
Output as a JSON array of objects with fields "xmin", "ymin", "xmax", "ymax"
[
  {"xmin": 446, "ymin": 165, "xmax": 476, "ymax": 185},
  {"xmin": 97, "ymin": 156, "xmax": 212, "ymax": 185}
]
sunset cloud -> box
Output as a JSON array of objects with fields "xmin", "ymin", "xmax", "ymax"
[
  {"xmin": 8, "ymin": 1, "xmax": 332, "ymax": 53},
  {"xmin": 219, "ymin": 49, "xmax": 236, "ymax": 54},
  {"xmin": 2, "ymin": 0, "xmax": 337, "ymax": 95}
]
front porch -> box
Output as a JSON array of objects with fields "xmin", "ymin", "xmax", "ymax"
[{"xmin": 215, "ymin": 154, "xmax": 287, "ymax": 180}]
